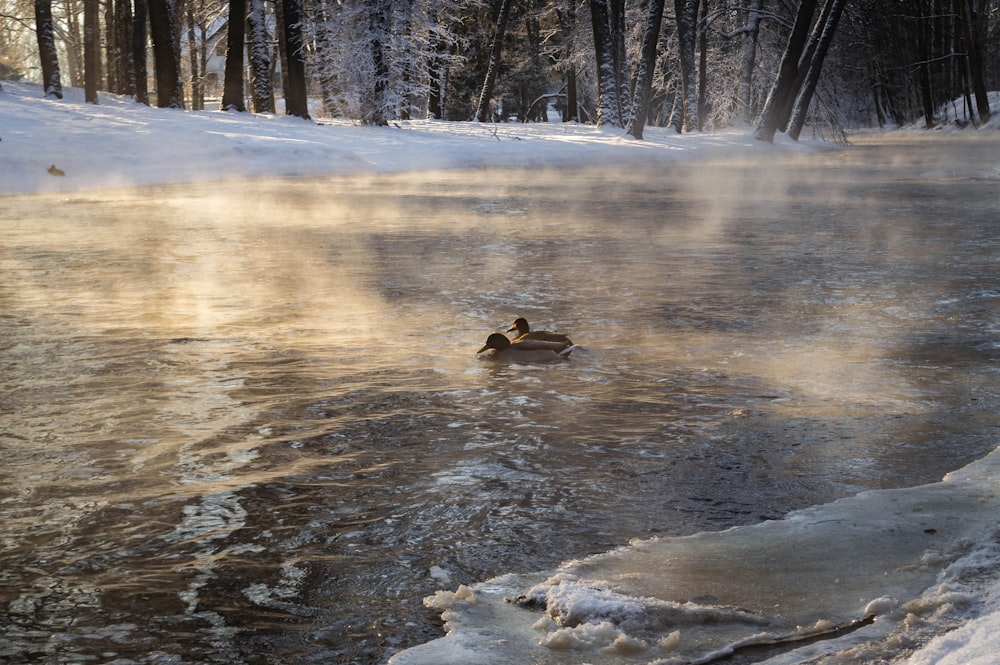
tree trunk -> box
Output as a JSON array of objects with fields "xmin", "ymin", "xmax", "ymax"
[
  {"xmin": 787, "ymin": 0, "xmax": 846, "ymax": 140},
  {"xmin": 626, "ymin": 0, "xmax": 665, "ymax": 139},
  {"xmin": 368, "ymin": 0, "xmax": 391, "ymax": 125},
  {"xmin": 476, "ymin": 0, "xmax": 512, "ymax": 122},
  {"xmin": 589, "ymin": 0, "xmax": 623, "ymax": 127},
  {"xmin": 133, "ymin": 0, "xmax": 149, "ymax": 104},
  {"xmin": 609, "ymin": 0, "xmax": 628, "ymax": 123},
  {"xmin": 34, "ymin": 0, "xmax": 63, "ymax": 99},
  {"xmin": 116, "ymin": 0, "xmax": 135, "ymax": 96},
  {"xmin": 674, "ymin": 0, "xmax": 700, "ymax": 131},
  {"xmin": 247, "ymin": 0, "xmax": 274, "ymax": 113},
  {"xmin": 916, "ymin": 3, "xmax": 935, "ymax": 128},
  {"xmin": 697, "ymin": 0, "xmax": 708, "ymax": 129},
  {"xmin": 753, "ymin": 0, "xmax": 817, "ymax": 142},
  {"xmin": 84, "ymin": 0, "xmax": 100, "ymax": 103},
  {"xmin": 737, "ymin": 0, "xmax": 764, "ymax": 124},
  {"xmin": 280, "ymin": 0, "xmax": 310, "ymax": 118},
  {"xmin": 961, "ymin": 0, "xmax": 991, "ymax": 124},
  {"xmin": 565, "ymin": 65, "xmax": 578, "ymax": 122},
  {"xmin": 186, "ymin": 0, "xmax": 201, "ymax": 109},
  {"xmin": 222, "ymin": 0, "xmax": 247, "ymax": 111},
  {"xmin": 426, "ymin": 3, "xmax": 445, "ymax": 119},
  {"xmin": 148, "ymin": 0, "xmax": 184, "ymax": 108}
]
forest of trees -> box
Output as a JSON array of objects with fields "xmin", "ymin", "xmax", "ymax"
[{"xmin": 1, "ymin": 0, "xmax": 997, "ymax": 140}]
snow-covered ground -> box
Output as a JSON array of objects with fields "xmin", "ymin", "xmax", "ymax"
[
  {"xmin": 0, "ymin": 80, "xmax": 828, "ymax": 196},
  {"xmin": 3, "ymin": 79, "xmax": 999, "ymax": 665}
]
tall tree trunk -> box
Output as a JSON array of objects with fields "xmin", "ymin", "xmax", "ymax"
[
  {"xmin": 556, "ymin": 0, "xmax": 579, "ymax": 122},
  {"xmin": 961, "ymin": 0, "xmax": 990, "ymax": 123},
  {"xmin": 476, "ymin": 0, "xmax": 512, "ymax": 122},
  {"xmin": 565, "ymin": 66, "xmax": 578, "ymax": 122},
  {"xmin": 626, "ymin": 0, "xmax": 665, "ymax": 139},
  {"xmin": 116, "ymin": 0, "xmax": 135, "ymax": 96},
  {"xmin": 368, "ymin": 0, "xmax": 391, "ymax": 125},
  {"xmin": 787, "ymin": 0, "xmax": 846, "ymax": 140},
  {"xmin": 187, "ymin": 0, "xmax": 201, "ymax": 109},
  {"xmin": 280, "ymin": 0, "xmax": 309, "ymax": 118},
  {"xmin": 697, "ymin": 0, "xmax": 708, "ymax": 129},
  {"xmin": 674, "ymin": 0, "xmax": 700, "ymax": 131},
  {"xmin": 916, "ymin": 4, "xmax": 935, "ymax": 128},
  {"xmin": 589, "ymin": 0, "xmax": 623, "ymax": 127},
  {"xmin": 609, "ymin": 0, "xmax": 628, "ymax": 123},
  {"xmin": 34, "ymin": 0, "xmax": 63, "ymax": 98},
  {"xmin": 148, "ymin": 0, "xmax": 184, "ymax": 107},
  {"xmin": 133, "ymin": 0, "xmax": 149, "ymax": 104},
  {"xmin": 84, "ymin": 0, "xmax": 99, "ymax": 103},
  {"xmin": 247, "ymin": 0, "xmax": 274, "ymax": 113},
  {"xmin": 222, "ymin": 0, "xmax": 247, "ymax": 111},
  {"xmin": 426, "ymin": 2, "xmax": 444, "ymax": 119},
  {"xmin": 737, "ymin": 0, "xmax": 764, "ymax": 124},
  {"xmin": 753, "ymin": 0, "xmax": 817, "ymax": 142}
]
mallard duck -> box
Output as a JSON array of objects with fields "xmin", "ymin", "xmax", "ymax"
[
  {"xmin": 477, "ymin": 333, "xmax": 574, "ymax": 362},
  {"xmin": 507, "ymin": 317, "xmax": 573, "ymax": 346}
]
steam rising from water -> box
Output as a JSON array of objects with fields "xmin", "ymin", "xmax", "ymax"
[{"xmin": 2, "ymin": 134, "xmax": 999, "ymax": 663}]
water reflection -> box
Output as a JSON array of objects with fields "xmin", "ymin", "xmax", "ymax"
[{"xmin": 1, "ymin": 134, "xmax": 999, "ymax": 663}]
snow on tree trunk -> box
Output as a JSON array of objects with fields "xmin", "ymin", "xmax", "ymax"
[
  {"xmin": 674, "ymin": 0, "xmax": 700, "ymax": 132},
  {"xmin": 476, "ymin": 0, "xmax": 512, "ymax": 122},
  {"xmin": 367, "ymin": 0, "xmax": 391, "ymax": 125},
  {"xmin": 737, "ymin": 0, "xmax": 764, "ymax": 124},
  {"xmin": 589, "ymin": 0, "xmax": 622, "ymax": 128},
  {"xmin": 247, "ymin": 0, "xmax": 275, "ymax": 113},
  {"xmin": 34, "ymin": 0, "xmax": 63, "ymax": 99},
  {"xmin": 787, "ymin": 0, "xmax": 845, "ymax": 140},
  {"xmin": 626, "ymin": 0, "xmax": 665, "ymax": 139}
]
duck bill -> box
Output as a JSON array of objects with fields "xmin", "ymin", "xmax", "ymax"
[{"xmin": 476, "ymin": 344, "xmax": 489, "ymax": 353}]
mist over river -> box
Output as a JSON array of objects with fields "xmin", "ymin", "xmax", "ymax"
[{"xmin": 2, "ymin": 133, "xmax": 999, "ymax": 664}]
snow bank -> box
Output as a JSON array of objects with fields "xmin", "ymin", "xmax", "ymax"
[{"xmin": 0, "ymin": 80, "xmax": 819, "ymax": 196}]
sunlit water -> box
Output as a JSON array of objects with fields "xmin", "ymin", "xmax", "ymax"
[{"xmin": 2, "ymin": 134, "xmax": 999, "ymax": 664}]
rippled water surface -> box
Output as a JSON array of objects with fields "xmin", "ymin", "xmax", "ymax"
[{"xmin": 2, "ymin": 134, "xmax": 999, "ymax": 664}]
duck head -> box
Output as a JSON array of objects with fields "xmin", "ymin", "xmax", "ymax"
[
  {"xmin": 506, "ymin": 317, "xmax": 530, "ymax": 336},
  {"xmin": 478, "ymin": 332, "xmax": 512, "ymax": 354}
]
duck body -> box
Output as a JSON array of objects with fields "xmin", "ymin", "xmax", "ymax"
[
  {"xmin": 477, "ymin": 333, "xmax": 574, "ymax": 362},
  {"xmin": 507, "ymin": 317, "xmax": 574, "ymax": 346}
]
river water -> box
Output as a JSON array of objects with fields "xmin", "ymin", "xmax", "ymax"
[{"xmin": 2, "ymin": 134, "xmax": 999, "ymax": 664}]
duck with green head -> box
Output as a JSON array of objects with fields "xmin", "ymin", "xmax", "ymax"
[
  {"xmin": 477, "ymin": 333, "xmax": 574, "ymax": 362},
  {"xmin": 506, "ymin": 317, "xmax": 573, "ymax": 346}
]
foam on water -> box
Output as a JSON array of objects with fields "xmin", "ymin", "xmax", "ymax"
[{"xmin": 392, "ymin": 445, "xmax": 1000, "ymax": 664}]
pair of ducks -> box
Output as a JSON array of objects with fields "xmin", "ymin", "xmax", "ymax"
[{"xmin": 477, "ymin": 317, "xmax": 575, "ymax": 362}]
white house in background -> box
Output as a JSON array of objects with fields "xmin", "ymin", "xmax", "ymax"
[{"xmin": 196, "ymin": 18, "xmax": 282, "ymax": 104}]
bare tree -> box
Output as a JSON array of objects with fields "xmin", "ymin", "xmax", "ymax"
[
  {"xmin": 627, "ymin": 0, "xmax": 665, "ymax": 139},
  {"xmin": 673, "ymin": 0, "xmax": 700, "ymax": 131},
  {"xmin": 221, "ymin": 0, "xmax": 246, "ymax": 110},
  {"xmin": 84, "ymin": 0, "xmax": 99, "ymax": 102},
  {"xmin": 476, "ymin": 0, "xmax": 512, "ymax": 121},
  {"xmin": 787, "ymin": 0, "xmax": 846, "ymax": 140},
  {"xmin": 281, "ymin": 0, "xmax": 310, "ymax": 118},
  {"xmin": 247, "ymin": 0, "xmax": 275, "ymax": 112},
  {"xmin": 148, "ymin": 0, "xmax": 184, "ymax": 107},
  {"xmin": 754, "ymin": 0, "xmax": 817, "ymax": 142},
  {"xmin": 34, "ymin": 0, "xmax": 63, "ymax": 98},
  {"xmin": 589, "ymin": 0, "xmax": 623, "ymax": 127}
]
